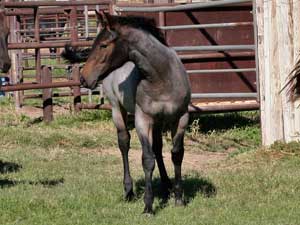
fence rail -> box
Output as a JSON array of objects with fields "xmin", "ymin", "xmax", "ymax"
[
  {"xmin": 187, "ymin": 68, "xmax": 256, "ymax": 74},
  {"xmin": 159, "ymin": 22, "xmax": 253, "ymax": 30},
  {"xmin": 2, "ymin": 0, "xmax": 110, "ymax": 8},
  {"xmin": 192, "ymin": 93, "xmax": 257, "ymax": 99},
  {"xmin": 173, "ymin": 45, "xmax": 255, "ymax": 51},
  {"xmin": 0, "ymin": 81, "xmax": 81, "ymax": 92},
  {"xmin": 115, "ymin": 0, "xmax": 251, "ymax": 12},
  {"xmin": 1, "ymin": 0, "xmax": 258, "ymax": 122}
]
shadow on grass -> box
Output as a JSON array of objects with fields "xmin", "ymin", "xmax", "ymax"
[
  {"xmin": 134, "ymin": 175, "xmax": 216, "ymax": 214},
  {"xmin": 0, "ymin": 160, "xmax": 22, "ymax": 174},
  {"xmin": 189, "ymin": 112, "xmax": 260, "ymax": 133},
  {"xmin": 0, "ymin": 160, "xmax": 64, "ymax": 189},
  {"xmin": 25, "ymin": 117, "xmax": 44, "ymax": 127},
  {"xmin": 127, "ymin": 112, "xmax": 260, "ymax": 134},
  {"xmin": 0, "ymin": 178, "xmax": 64, "ymax": 189}
]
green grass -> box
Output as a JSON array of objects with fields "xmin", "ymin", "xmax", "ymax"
[
  {"xmin": 23, "ymin": 59, "xmax": 67, "ymax": 78},
  {"xmin": 1, "ymin": 99, "xmax": 300, "ymax": 224},
  {"xmin": 186, "ymin": 111, "xmax": 261, "ymax": 155}
]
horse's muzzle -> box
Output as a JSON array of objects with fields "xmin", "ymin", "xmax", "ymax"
[
  {"xmin": 0, "ymin": 61, "xmax": 11, "ymax": 73},
  {"xmin": 80, "ymin": 76, "xmax": 87, "ymax": 87}
]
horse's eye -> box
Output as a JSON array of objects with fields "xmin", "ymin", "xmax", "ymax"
[{"xmin": 99, "ymin": 44, "xmax": 108, "ymax": 49}]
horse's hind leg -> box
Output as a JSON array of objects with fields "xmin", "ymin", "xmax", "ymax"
[
  {"xmin": 135, "ymin": 105, "xmax": 155, "ymax": 214},
  {"xmin": 112, "ymin": 106, "xmax": 134, "ymax": 200},
  {"xmin": 153, "ymin": 124, "xmax": 172, "ymax": 199},
  {"xmin": 171, "ymin": 112, "xmax": 189, "ymax": 206}
]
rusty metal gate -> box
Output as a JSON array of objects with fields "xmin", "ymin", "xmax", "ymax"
[
  {"xmin": 115, "ymin": 0, "xmax": 258, "ymax": 112},
  {"xmin": 0, "ymin": 0, "xmax": 258, "ymax": 121}
]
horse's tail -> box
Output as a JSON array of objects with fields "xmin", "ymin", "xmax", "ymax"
[
  {"xmin": 281, "ymin": 56, "xmax": 300, "ymax": 101},
  {"xmin": 61, "ymin": 45, "xmax": 91, "ymax": 63}
]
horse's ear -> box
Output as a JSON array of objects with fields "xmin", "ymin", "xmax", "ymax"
[
  {"xmin": 95, "ymin": 10, "xmax": 113, "ymax": 30},
  {"xmin": 0, "ymin": 2, "xmax": 4, "ymax": 11}
]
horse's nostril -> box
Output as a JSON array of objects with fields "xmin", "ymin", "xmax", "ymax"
[
  {"xmin": 4, "ymin": 62, "xmax": 11, "ymax": 73},
  {"xmin": 80, "ymin": 76, "xmax": 86, "ymax": 85},
  {"xmin": 0, "ymin": 61, "xmax": 11, "ymax": 73}
]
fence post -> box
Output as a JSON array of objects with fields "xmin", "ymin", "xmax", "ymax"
[
  {"xmin": 55, "ymin": 14, "xmax": 61, "ymax": 64},
  {"xmin": 158, "ymin": 11, "xmax": 166, "ymax": 38},
  {"xmin": 42, "ymin": 66, "xmax": 53, "ymax": 122},
  {"xmin": 255, "ymin": 0, "xmax": 300, "ymax": 145},
  {"xmin": 69, "ymin": 4, "xmax": 78, "ymax": 42},
  {"xmin": 34, "ymin": 7, "xmax": 41, "ymax": 83},
  {"xmin": 72, "ymin": 64, "xmax": 81, "ymax": 112},
  {"xmin": 9, "ymin": 14, "xmax": 22, "ymax": 109}
]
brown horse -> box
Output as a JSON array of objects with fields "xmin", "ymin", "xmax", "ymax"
[
  {"xmin": 63, "ymin": 11, "xmax": 191, "ymax": 214},
  {"xmin": 0, "ymin": 5, "xmax": 11, "ymax": 73}
]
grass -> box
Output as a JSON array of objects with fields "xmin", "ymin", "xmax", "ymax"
[
  {"xmin": 23, "ymin": 59, "xmax": 67, "ymax": 77},
  {"xmin": 1, "ymin": 98, "xmax": 300, "ymax": 224},
  {"xmin": 186, "ymin": 111, "xmax": 261, "ymax": 155}
]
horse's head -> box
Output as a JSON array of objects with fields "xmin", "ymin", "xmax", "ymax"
[
  {"xmin": 80, "ymin": 11, "xmax": 128, "ymax": 89},
  {"xmin": 0, "ymin": 8, "xmax": 11, "ymax": 73}
]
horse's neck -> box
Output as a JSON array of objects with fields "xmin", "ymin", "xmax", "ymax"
[
  {"xmin": 132, "ymin": 36, "xmax": 169, "ymax": 68},
  {"xmin": 124, "ymin": 29, "xmax": 173, "ymax": 84}
]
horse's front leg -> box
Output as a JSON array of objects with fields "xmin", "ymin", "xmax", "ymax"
[
  {"xmin": 112, "ymin": 106, "xmax": 134, "ymax": 200},
  {"xmin": 135, "ymin": 105, "xmax": 155, "ymax": 214}
]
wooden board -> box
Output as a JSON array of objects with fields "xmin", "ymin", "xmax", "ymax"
[{"xmin": 256, "ymin": 0, "xmax": 300, "ymax": 145}]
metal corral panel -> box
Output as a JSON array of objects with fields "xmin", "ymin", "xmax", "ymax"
[{"xmin": 120, "ymin": 3, "xmax": 256, "ymax": 102}]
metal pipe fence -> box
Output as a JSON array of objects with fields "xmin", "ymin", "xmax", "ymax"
[
  {"xmin": 2, "ymin": 0, "xmax": 111, "ymax": 8},
  {"xmin": 8, "ymin": 41, "xmax": 93, "ymax": 49},
  {"xmin": 5, "ymin": 5, "xmax": 108, "ymax": 16},
  {"xmin": 1, "ymin": 0, "xmax": 258, "ymax": 121},
  {"xmin": 160, "ymin": 22, "xmax": 253, "ymax": 30},
  {"xmin": 8, "ymin": 42, "xmax": 255, "ymax": 53},
  {"xmin": 115, "ymin": 0, "xmax": 251, "ymax": 12},
  {"xmin": 189, "ymin": 102, "xmax": 259, "ymax": 113},
  {"xmin": 179, "ymin": 51, "xmax": 255, "ymax": 60},
  {"xmin": 0, "ymin": 81, "xmax": 80, "ymax": 92},
  {"xmin": 192, "ymin": 93, "xmax": 257, "ymax": 99},
  {"xmin": 187, "ymin": 68, "xmax": 256, "ymax": 74},
  {"xmin": 173, "ymin": 45, "xmax": 255, "ymax": 51}
]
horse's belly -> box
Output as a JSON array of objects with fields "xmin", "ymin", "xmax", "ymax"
[{"xmin": 139, "ymin": 99, "xmax": 188, "ymax": 117}]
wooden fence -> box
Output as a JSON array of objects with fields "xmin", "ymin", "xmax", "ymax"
[{"xmin": 255, "ymin": 0, "xmax": 300, "ymax": 145}]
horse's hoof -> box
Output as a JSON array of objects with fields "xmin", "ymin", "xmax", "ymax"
[
  {"xmin": 143, "ymin": 207, "xmax": 154, "ymax": 216},
  {"xmin": 175, "ymin": 199, "xmax": 185, "ymax": 207},
  {"xmin": 125, "ymin": 190, "xmax": 135, "ymax": 201},
  {"xmin": 161, "ymin": 179, "xmax": 172, "ymax": 200},
  {"xmin": 143, "ymin": 212, "xmax": 154, "ymax": 217},
  {"xmin": 166, "ymin": 180, "xmax": 173, "ymax": 191},
  {"xmin": 161, "ymin": 188, "xmax": 171, "ymax": 203},
  {"xmin": 161, "ymin": 190, "xmax": 170, "ymax": 201}
]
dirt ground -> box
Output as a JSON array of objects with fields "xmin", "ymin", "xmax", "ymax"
[
  {"xmin": 18, "ymin": 105, "xmax": 230, "ymax": 172},
  {"xmin": 18, "ymin": 105, "xmax": 72, "ymax": 118},
  {"xmin": 102, "ymin": 148, "xmax": 229, "ymax": 172}
]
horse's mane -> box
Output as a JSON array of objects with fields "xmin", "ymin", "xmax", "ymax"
[
  {"xmin": 282, "ymin": 56, "xmax": 300, "ymax": 101},
  {"xmin": 61, "ymin": 45, "xmax": 91, "ymax": 63},
  {"xmin": 62, "ymin": 14, "xmax": 167, "ymax": 63},
  {"xmin": 0, "ymin": 1, "xmax": 4, "ymax": 12},
  {"xmin": 110, "ymin": 15, "xmax": 168, "ymax": 46}
]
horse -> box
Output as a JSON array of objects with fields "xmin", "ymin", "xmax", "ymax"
[
  {"xmin": 282, "ymin": 56, "xmax": 300, "ymax": 101},
  {"xmin": 62, "ymin": 11, "xmax": 191, "ymax": 214},
  {"xmin": 0, "ymin": 5, "xmax": 11, "ymax": 73}
]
